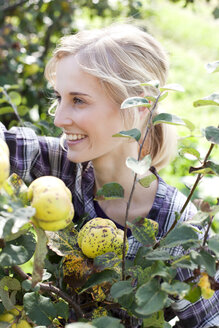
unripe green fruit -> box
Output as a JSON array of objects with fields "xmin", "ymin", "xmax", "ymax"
[
  {"xmin": 0, "ymin": 139, "xmax": 10, "ymax": 187},
  {"xmin": 28, "ymin": 176, "xmax": 74, "ymax": 231},
  {"xmin": 78, "ymin": 217, "xmax": 129, "ymax": 258}
]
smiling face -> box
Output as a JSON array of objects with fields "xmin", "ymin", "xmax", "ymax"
[{"xmin": 54, "ymin": 55, "xmax": 127, "ymax": 164}]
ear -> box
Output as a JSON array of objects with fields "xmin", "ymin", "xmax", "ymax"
[
  {"xmin": 138, "ymin": 103, "xmax": 150, "ymax": 119},
  {"xmin": 138, "ymin": 93, "xmax": 151, "ymax": 119}
]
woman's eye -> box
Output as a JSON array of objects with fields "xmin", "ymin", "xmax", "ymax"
[
  {"xmin": 73, "ymin": 97, "xmax": 84, "ymax": 105},
  {"xmin": 53, "ymin": 94, "xmax": 61, "ymax": 103}
]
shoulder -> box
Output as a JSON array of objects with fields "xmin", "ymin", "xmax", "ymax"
[{"xmin": 151, "ymin": 176, "xmax": 197, "ymax": 237}]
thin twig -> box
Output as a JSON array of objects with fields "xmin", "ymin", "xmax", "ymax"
[
  {"xmin": 122, "ymin": 93, "xmax": 161, "ymax": 280},
  {"xmin": 12, "ymin": 265, "xmax": 84, "ymax": 320},
  {"xmin": 180, "ymin": 143, "xmax": 215, "ymax": 217},
  {"xmin": 202, "ymin": 215, "xmax": 214, "ymax": 247},
  {"xmin": 2, "ymin": 88, "xmax": 23, "ymax": 126}
]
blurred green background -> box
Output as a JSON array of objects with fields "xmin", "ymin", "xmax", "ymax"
[{"xmin": 0, "ymin": 0, "xmax": 219, "ymax": 202}]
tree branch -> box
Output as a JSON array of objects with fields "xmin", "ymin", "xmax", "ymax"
[{"xmin": 12, "ymin": 265, "xmax": 84, "ymax": 320}]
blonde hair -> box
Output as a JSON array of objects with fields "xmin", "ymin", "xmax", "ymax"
[{"xmin": 45, "ymin": 23, "xmax": 177, "ymax": 170}]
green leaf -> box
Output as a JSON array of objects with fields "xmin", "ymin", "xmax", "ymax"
[
  {"xmin": 8, "ymin": 91, "xmax": 22, "ymax": 106},
  {"xmin": 110, "ymin": 280, "xmax": 134, "ymax": 299},
  {"xmin": 184, "ymin": 284, "xmax": 201, "ymax": 303},
  {"xmin": 92, "ymin": 316, "xmax": 124, "ymax": 328},
  {"xmin": 190, "ymin": 250, "xmax": 216, "ymax": 277},
  {"xmin": 23, "ymin": 292, "xmax": 57, "ymax": 326},
  {"xmin": 2, "ymin": 84, "xmax": 19, "ymax": 91},
  {"xmin": 22, "ymin": 279, "xmax": 40, "ymax": 292},
  {"xmin": 32, "ymin": 228, "xmax": 48, "ymax": 287},
  {"xmin": 161, "ymin": 281, "xmax": 190, "ymax": 297},
  {"xmin": 145, "ymin": 249, "xmax": 173, "ymax": 261},
  {"xmin": 112, "ymin": 128, "xmax": 141, "ymax": 142},
  {"xmin": 0, "ymin": 106, "xmax": 15, "ymax": 114},
  {"xmin": 153, "ymin": 113, "xmax": 186, "ymax": 126},
  {"xmin": 5, "ymin": 173, "xmax": 28, "ymax": 197},
  {"xmin": 138, "ymin": 174, "xmax": 156, "ymax": 188},
  {"xmin": 142, "ymin": 310, "xmax": 165, "ymax": 328},
  {"xmin": 160, "ymin": 83, "xmax": 185, "ymax": 92},
  {"xmin": 0, "ymin": 105, "xmax": 28, "ymax": 116},
  {"xmin": 127, "ymin": 217, "xmax": 158, "ymax": 246},
  {"xmin": 80, "ymin": 269, "xmax": 120, "ymax": 293},
  {"xmin": 193, "ymin": 93, "xmax": 219, "ymax": 107},
  {"xmin": 171, "ymin": 254, "xmax": 198, "ymax": 270},
  {"xmin": 135, "ymin": 279, "xmax": 167, "ymax": 315},
  {"xmin": 0, "ymin": 232, "xmax": 36, "ymax": 266},
  {"xmin": 46, "ymin": 223, "xmax": 79, "ymax": 256},
  {"xmin": 179, "ymin": 147, "xmax": 200, "ymax": 160},
  {"xmin": 187, "ymin": 212, "xmax": 210, "ymax": 226},
  {"xmin": 0, "ymin": 277, "xmax": 21, "ymax": 311},
  {"xmin": 94, "ymin": 252, "xmax": 121, "ymax": 270},
  {"xmin": 181, "ymin": 118, "xmax": 195, "ymax": 132},
  {"xmin": 121, "ymin": 96, "xmax": 150, "ymax": 109},
  {"xmin": 1, "ymin": 206, "xmax": 35, "ymax": 241},
  {"xmin": 140, "ymin": 79, "xmax": 160, "ymax": 88},
  {"xmin": 160, "ymin": 223, "xmax": 199, "ymax": 248},
  {"xmin": 127, "ymin": 265, "xmax": 152, "ymax": 287},
  {"xmin": 151, "ymin": 261, "xmax": 176, "ymax": 280},
  {"xmin": 207, "ymin": 235, "xmax": 219, "ymax": 257},
  {"xmin": 204, "ymin": 126, "xmax": 219, "ymax": 144},
  {"xmin": 158, "ymin": 91, "xmax": 168, "ymax": 102},
  {"xmin": 54, "ymin": 299, "xmax": 69, "ymax": 321},
  {"xmin": 205, "ymin": 61, "xmax": 219, "ymax": 73},
  {"xmin": 126, "ymin": 155, "xmax": 151, "ymax": 176},
  {"xmin": 95, "ymin": 182, "xmax": 124, "ymax": 201}
]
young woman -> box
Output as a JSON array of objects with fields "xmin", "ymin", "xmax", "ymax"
[{"xmin": 0, "ymin": 24, "xmax": 218, "ymax": 327}]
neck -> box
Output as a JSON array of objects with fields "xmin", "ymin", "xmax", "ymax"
[{"xmin": 92, "ymin": 141, "xmax": 142, "ymax": 202}]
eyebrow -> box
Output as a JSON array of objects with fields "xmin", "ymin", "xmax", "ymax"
[{"xmin": 54, "ymin": 90, "xmax": 91, "ymax": 97}]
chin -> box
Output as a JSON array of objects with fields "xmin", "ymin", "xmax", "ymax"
[{"xmin": 66, "ymin": 152, "xmax": 88, "ymax": 164}]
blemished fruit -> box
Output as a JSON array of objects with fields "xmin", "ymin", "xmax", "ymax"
[
  {"xmin": 198, "ymin": 272, "xmax": 214, "ymax": 299},
  {"xmin": 28, "ymin": 176, "xmax": 74, "ymax": 231},
  {"xmin": 78, "ymin": 217, "xmax": 129, "ymax": 258},
  {"xmin": 0, "ymin": 139, "xmax": 10, "ymax": 187}
]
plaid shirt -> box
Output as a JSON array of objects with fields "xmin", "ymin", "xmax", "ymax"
[{"xmin": 0, "ymin": 122, "xmax": 218, "ymax": 328}]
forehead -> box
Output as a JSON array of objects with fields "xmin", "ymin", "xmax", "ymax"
[{"xmin": 55, "ymin": 54, "xmax": 101, "ymax": 92}]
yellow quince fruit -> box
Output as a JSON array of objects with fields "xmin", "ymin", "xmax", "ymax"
[
  {"xmin": 0, "ymin": 139, "xmax": 10, "ymax": 187},
  {"xmin": 198, "ymin": 272, "xmax": 214, "ymax": 299},
  {"xmin": 78, "ymin": 217, "xmax": 129, "ymax": 258},
  {"xmin": 0, "ymin": 312, "xmax": 14, "ymax": 323},
  {"xmin": 28, "ymin": 176, "xmax": 74, "ymax": 231},
  {"xmin": 12, "ymin": 319, "xmax": 32, "ymax": 328}
]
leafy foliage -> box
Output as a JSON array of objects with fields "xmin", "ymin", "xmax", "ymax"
[{"xmin": 0, "ymin": 2, "xmax": 218, "ymax": 327}]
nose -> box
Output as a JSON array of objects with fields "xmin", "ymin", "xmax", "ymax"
[{"xmin": 54, "ymin": 103, "xmax": 73, "ymax": 128}]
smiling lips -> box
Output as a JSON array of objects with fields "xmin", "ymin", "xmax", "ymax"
[{"xmin": 66, "ymin": 133, "xmax": 87, "ymax": 141}]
